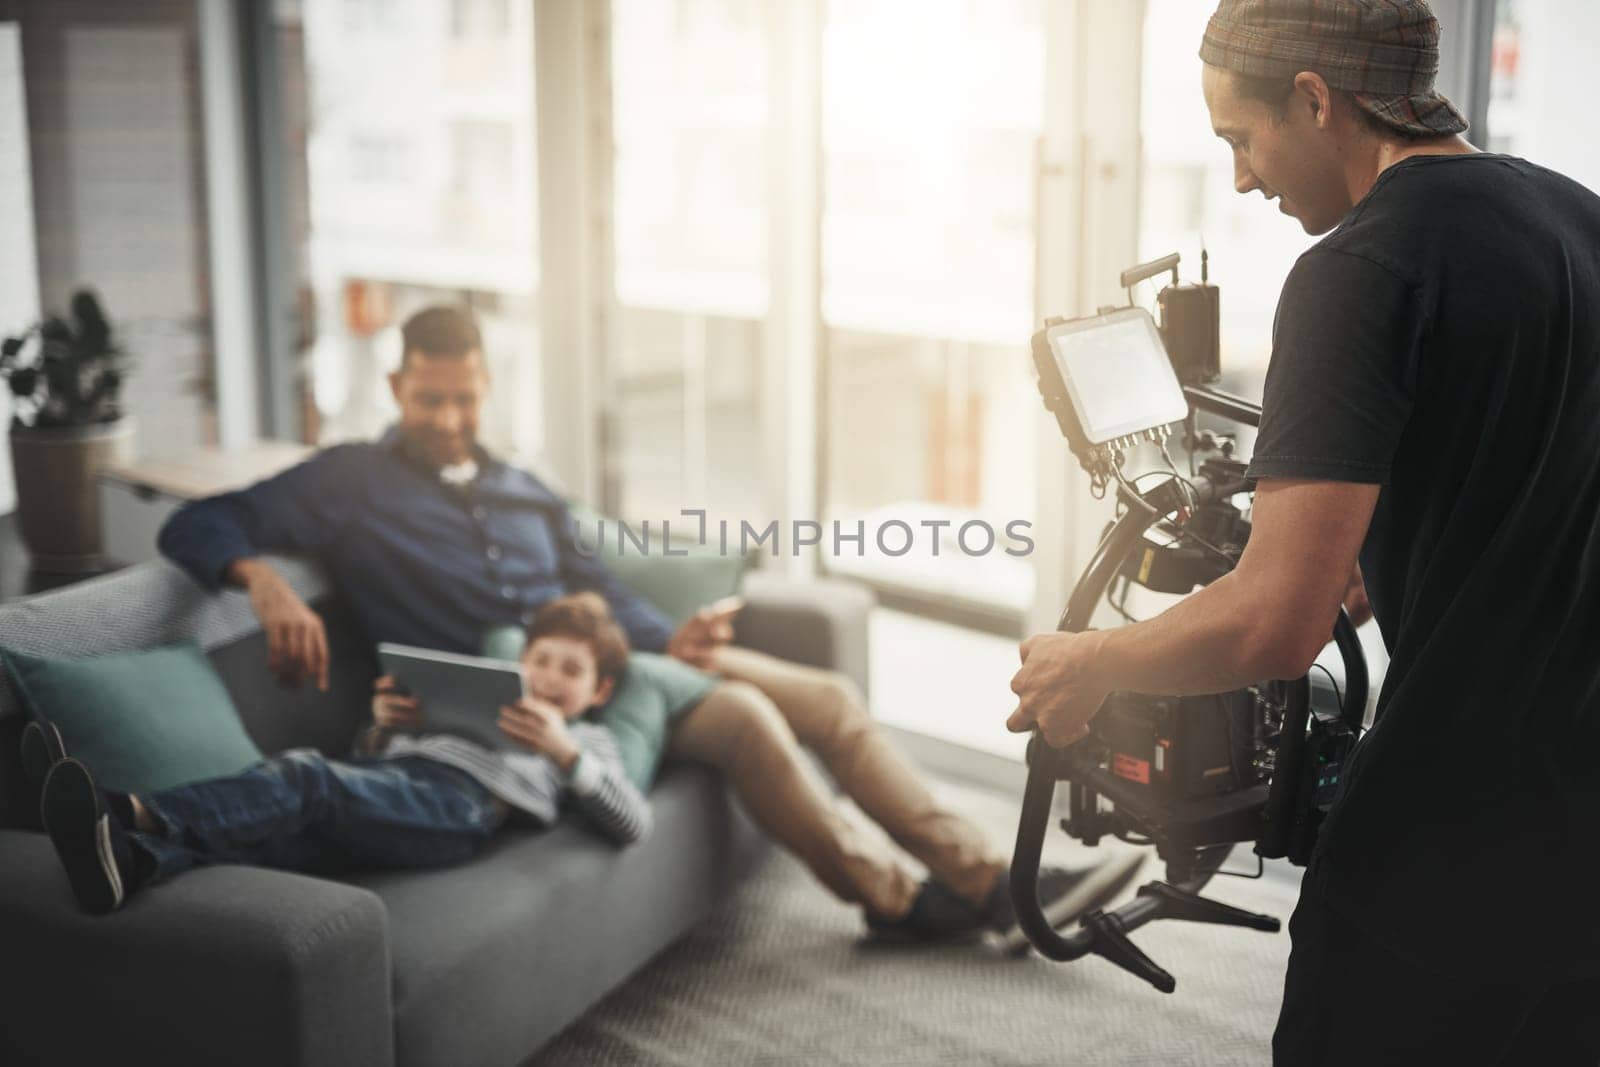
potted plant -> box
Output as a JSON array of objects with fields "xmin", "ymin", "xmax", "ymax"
[{"xmin": 0, "ymin": 289, "xmax": 136, "ymax": 572}]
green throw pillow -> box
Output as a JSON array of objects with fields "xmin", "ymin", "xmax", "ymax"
[
  {"xmin": 566, "ymin": 500, "xmax": 748, "ymax": 624},
  {"xmin": 480, "ymin": 627, "xmax": 714, "ymax": 790},
  {"xmin": 2, "ymin": 643, "xmax": 264, "ymax": 795}
]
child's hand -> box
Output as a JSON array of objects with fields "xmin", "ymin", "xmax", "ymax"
[
  {"xmin": 372, "ymin": 675, "xmax": 423, "ymax": 730},
  {"xmin": 499, "ymin": 696, "xmax": 580, "ymax": 770}
]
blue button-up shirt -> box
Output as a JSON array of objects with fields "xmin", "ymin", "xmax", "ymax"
[{"xmin": 158, "ymin": 430, "xmax": 675, "ymax": 656}]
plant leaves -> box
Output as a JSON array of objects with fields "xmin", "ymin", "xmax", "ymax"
[
  {"xmin": 9, "ymin": 366, "xmax": 37, "ymax": 398},
  {"xmin": 8, "ymin": 294, "xmax": 127, "ymax": 427}
]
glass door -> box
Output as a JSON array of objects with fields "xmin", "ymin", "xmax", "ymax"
[
  {"xmin": 608, "ymin": 0, "xmax": 769, "ymax": 521},
  {"xmin": 281, "ymin": 0, "xmax": 543, "ymax": 461},
  {"xmin": 818, "ymin": 0, "xmax": 1046, "ymax": 632}
]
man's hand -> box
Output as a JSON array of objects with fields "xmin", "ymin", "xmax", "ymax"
[
  {"xmin": 666, "ymin": 596, "xmax": 744, "ymax": 669},
  {"xmin": 1006, "ymin": 630, "xmax": 1113, "ymax": 748},
  {"xmin": 1001, "ymin": 479, "xmax": 1380, "ymax": 748},
  {"xmin": 229, "ymin": 558, "xmax": 329, "ymax": 691},
  {"xmin": 498, "ymin": 696, "xmax": 580, "ymax": 770},
  {"xmin": 371, "ymin": 675, "xmax": 423, "ymax": 729}
]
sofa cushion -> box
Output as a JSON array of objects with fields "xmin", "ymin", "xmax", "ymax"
[
  {"xmin": 1, "ymin": 643, "xmax": 263, "ymax": 795},
  {"xmin": 343, "ymin": 761, "xmax": 766, "ymax": 1067}
]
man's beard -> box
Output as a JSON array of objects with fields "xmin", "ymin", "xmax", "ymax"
[{"xmin": 400, "ymin": 431, "xmax": 477, "ymax": 476}]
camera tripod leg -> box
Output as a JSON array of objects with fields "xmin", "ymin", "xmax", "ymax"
[
  {"xmin": 1136, "ymin": 881, "xmax": 1281, "ymax": 932},
  {"xmin": 1082, "ymin": 909, "xmax": 1177, "ymax": 994}
]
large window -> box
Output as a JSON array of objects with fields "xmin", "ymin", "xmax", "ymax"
[
  {"xmin": 285, "ymin": 0, "xmax": 542, "ymax": 461},
  {"xmin": 609, "ymin": 1, "xmax": 768, "ymax": 521},
  {"xmin": 1487, "ymin": 0, "xmax": 1600, "ymax": 194},
  {"xmin": 1139, "ymin": 0, "xmax": 1316, "ymax": 409},
  {"xmin": 818, "ymin": 0, "xmax": 1045, "ymax": 627}
]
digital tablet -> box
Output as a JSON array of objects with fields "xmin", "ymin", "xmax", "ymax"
[{"xmin": 376, "ymin": 642, "xmax": 526, "ymax": 751}]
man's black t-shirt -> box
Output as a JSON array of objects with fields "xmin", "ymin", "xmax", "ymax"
[{"xmin": 1246, "ymin": 154, "xmax": 1600, "ymax": 975}]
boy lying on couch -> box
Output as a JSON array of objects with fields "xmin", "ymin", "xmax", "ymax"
[{"xmin": 29, "ymin": 594, "xmax": 645, "ymax": 913}]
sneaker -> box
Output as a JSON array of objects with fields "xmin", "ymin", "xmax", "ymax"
[
  {"xmin": 864, "ymin": 878, "xmax": 990, "ymax": 944},
  {"xmin": 865, "ymin": 855, "xmax": 1149, "ymax": 946},
  {"xmin": 20, "ymin": 720, "xmax": 67, "ymax": 825},
  {"xmin": 987, "ymin": 851, "xmax": 1149, "ymax": 955},
  {"xmin": 40, "ymin": 758, "xmax": 142, "ymax": 914}
]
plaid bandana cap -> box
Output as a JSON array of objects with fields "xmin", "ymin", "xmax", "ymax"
[{"xmin": 1199, "ymin": 0, "xmax": 1468, "ymax": 137}]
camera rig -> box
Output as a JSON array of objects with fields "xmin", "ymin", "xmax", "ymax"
[{"xmin": 1008, "ymin": 254, "xmax": 1370, "ymax": 992}]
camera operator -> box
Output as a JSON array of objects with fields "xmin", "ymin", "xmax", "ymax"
[{"xmin": 1008, "ymin": 1, "xmax": 1598, "ymax": 1061}]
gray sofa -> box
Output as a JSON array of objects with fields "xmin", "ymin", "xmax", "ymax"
[{"xmin": 0, "ymin": 557, "xmax": 873, "ymax": 1067}]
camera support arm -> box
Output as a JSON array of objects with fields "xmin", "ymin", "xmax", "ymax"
[
  {"xmin": 1013, "ymin": 484, "xmax": 1229, "ymax": 982},
  {"xmin": 1184, "ymin": 383, "xmax": 1266, "ymax": 426}
]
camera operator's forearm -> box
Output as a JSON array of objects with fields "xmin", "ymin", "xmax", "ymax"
[{"xmin": 1093, "ymin": 571, "xmax": 1304, "ymax": 697}]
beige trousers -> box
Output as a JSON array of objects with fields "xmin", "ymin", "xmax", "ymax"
[{"xmin": 664, "ymin": 645, "xmax": 1006, "ymax": 920}]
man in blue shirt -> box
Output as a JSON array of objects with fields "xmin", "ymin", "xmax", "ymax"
[{"xmin": 161, "ymin": 306, "xmax": 1107, "ymax": 943}]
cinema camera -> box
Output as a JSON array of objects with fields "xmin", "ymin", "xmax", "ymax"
[{"xmin": 1008, "ymin": 253, "xmax": 1369, "ymax": 992}]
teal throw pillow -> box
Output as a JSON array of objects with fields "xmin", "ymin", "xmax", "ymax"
[
  {"xmin": 480, "ymin": 625, "xmax": 529, "ymax": 664},
  {"xmin": 603, "ymin": 652, "xmax": 717, "ymax": 788},
  {"xmin": 566, "ymin": 500, "xmax": 748, "ymax": 624},
  {"xmin": 480, "ymin": 627, "xmax": 714, "ymax": 790},
  {"xmin": 2, "ymin": 643, "xmax": 264, "ymax": 795}
]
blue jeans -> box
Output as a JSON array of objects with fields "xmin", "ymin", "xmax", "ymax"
[{"xmin": 133, "ymin": 750, "xmax": 503, "ymax": 881}]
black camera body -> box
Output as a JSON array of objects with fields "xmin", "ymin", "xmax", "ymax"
[
  {"xmin": 1092, "ymin": 689, "xmax": 1260, "ymax": 804},
  {"xmin": 1087, "ymin": 466, "xmax": 1266, "ymax": 812}
]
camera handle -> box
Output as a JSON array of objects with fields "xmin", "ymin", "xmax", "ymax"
[
  {"xmin": 1010, "ymin": 475, "xmax": 1369, "ymax": 990},
  {"xmin": 1013, "ymin": 486, "xmax": 1215, "ymax": 987}
]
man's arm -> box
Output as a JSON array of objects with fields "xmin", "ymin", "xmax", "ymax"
[
  {"xmin": 1008, "ymin": 478, "xmax": 1379, "ymax": 747},
  {"xmin": 158, "ymin": 447, "xmax": 362, "ymax": 690},
  {"xmin": 158, "ymin": 446, "xmax": 358, "ymax": 588},
  {"xmin": 225, "ymin": 558, "xmax": 331, "ymax": 690},
  {"xmin": 1342, "ymin": 561, "xmax": 1373, "ymax": 628}
]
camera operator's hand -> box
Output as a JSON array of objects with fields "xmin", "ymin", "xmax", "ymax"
[{"xmin": 1006, "ymin": 631, "xmax": 1112, "ymax": 748}]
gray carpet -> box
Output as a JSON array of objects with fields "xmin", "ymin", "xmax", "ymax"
[{"xmin": 533, "ymin": 781, "xmax": 1300, "ymax": 1065}]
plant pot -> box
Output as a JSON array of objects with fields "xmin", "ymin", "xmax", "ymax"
[{"xmin": 10, "ymin": 418, "xmax": 136, "ymax": 573}]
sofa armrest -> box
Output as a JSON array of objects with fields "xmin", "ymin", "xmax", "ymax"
[
  {"xmin": 733, "ymin": 572, "xmax": 875, "ymax": 695},
  {"xmin": 0, "ymin": 831, "xmax": 393, "ymax": 1067}
]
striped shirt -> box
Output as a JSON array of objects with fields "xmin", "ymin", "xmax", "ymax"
[{"xmin": 370, "ymin": 722, "xmax": 652, "ymax": 846}]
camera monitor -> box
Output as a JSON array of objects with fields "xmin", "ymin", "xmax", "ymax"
[{"xmin": 1032, "ymin": 307, "xmax": 1190, "ymax": 459}]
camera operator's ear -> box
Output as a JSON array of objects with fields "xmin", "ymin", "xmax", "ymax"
[{"xmin": 1292, "ymin": 71, "xmax": 1335, "ymax": 130}]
